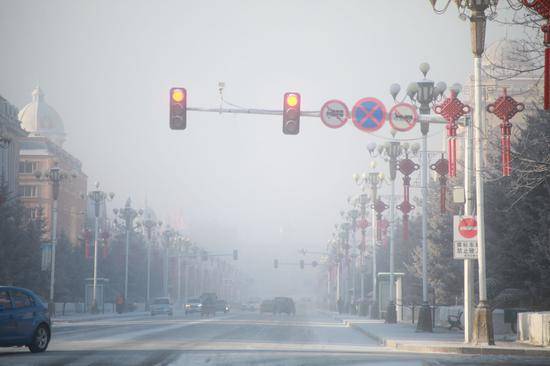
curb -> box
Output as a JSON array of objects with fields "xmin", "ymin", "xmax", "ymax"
[{"xmin": 346, "ymin": 321, "xmax": 550, "ymax": 358}]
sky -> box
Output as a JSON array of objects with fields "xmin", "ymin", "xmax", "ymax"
[{"xmin": 0, "ymin": 0, "xmax": 520, "ymax": 297}]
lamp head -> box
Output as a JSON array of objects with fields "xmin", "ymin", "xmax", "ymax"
[
  {"xmin": 366, "ymin": 141, "xmax": 377, "ymax": 154},
  {"xmin": 389, "ymin": 83, "xmax": 401, "ymax": 101},
  {"xmin": 419, "ymin": 62, "xmax": 430, "ymax": 78}
]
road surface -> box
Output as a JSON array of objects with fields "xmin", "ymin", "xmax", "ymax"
[{"xmin": 0, "ymin": 308, "xmax": 547, "ymax": 365}]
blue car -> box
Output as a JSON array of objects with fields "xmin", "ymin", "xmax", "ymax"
[{"xmin": 0, "ymin": 286, "xmax": 51, "ymax": 353}]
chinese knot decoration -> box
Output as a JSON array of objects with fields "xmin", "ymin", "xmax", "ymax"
[
  {"xmin": 430, "ymin": 154, "xmax": 449, "ymax": 213},
  {"xmin": 396, "ymin": 155, "xmax": 419, "ymax": 240},
  {"xmin": 486, "ymin": 88, "xmax": 525, "ymax": 176},
  {"xmin": 434, "ymin": 91, "xmax": 471, "ymax": 177},
  {"xmin": 522, "ymin": 0, "xmax": 550, "ymax": 109},
  {"xmin": 358, "ymin": 218, "xmax": 369, "ymax": 253},
  {"xmin": 82, "ymin": 228, "xmax": 93, "ymax": 259},
  {"xmin": 372, "ymin": 199, "xmax": 388, "ymax": 241}
]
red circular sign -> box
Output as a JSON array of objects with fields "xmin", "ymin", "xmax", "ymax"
[
  {"xmin": 389, "ymin": 103, "xmax": 418, "ymax": 132},
  {"xmin": 351, "ymin": 97, "xmax": 387, "ymax": 132},
  {"xmin": 320, "ymin": 99, "xmax": 349, "ymax": 129},
  {"xmin": 459, "ymin": 217, "xmax": 477, "ymax": 239}
]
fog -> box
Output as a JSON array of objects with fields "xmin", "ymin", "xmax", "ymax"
[{"xmin": 0, "ymin": 0, "xmax": 511, "ymax": 297}]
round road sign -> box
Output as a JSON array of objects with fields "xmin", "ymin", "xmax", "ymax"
[
  {"xmin": 459, "ymin": 217, "xmax": 477, "ymax": 239},
  {"xmin": 351, "ymin": 97, "xmax": 387, "ymax": 132},
  {"xmin": 389, "ymin": 103, "xmax": 418, "ymax": 132},
  {"xmin": 320, "ymin": 99, "xmax": 349, "ymax": 128}
]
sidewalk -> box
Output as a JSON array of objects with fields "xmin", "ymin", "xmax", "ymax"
[
  {"xmin": 52, "ymin": 311, "xmax": 149, "ymax": 323},
  {"xmin": 336, "ymin": 314, "xmax": 550, "ymax": 357}
]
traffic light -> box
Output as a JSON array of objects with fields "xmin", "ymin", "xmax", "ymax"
[
  {"xmin": 311, "ymin": 261, "xmax": 318, "ymax": 268},
  {"xmin": 283, "ymin": 92, "xmax": 301, "ymax": 135},
  {"xmin": 299, "ymin": 259, "xmax": 304, "ymax": 269},
  {"xmin": 273, "ymin": 259, "xmax": 278, "ymax": 269},
  {"xmin": 170, "ymin": 87, "xmax": 187, "ymax": 130},
  {"xmin": 233, "ymin": 249, "xmax": 238, "ymax": 261}
]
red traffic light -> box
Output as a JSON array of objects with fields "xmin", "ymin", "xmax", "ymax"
[
  {"xmin": 170, "ymin": 87, "xmax": 187, "ymax": 130},
  {"xmin": 283, "ymin": 92, "xmax": 301, "ymax": 135}
]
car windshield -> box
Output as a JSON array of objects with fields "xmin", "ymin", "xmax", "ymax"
[{"xmin": 1, "ymin": 2, "xmax": 546, "ymax": 366}]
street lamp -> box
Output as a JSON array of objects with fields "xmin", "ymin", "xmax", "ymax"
[
  {"xmin": 87, "ymin": 182, "xmax": 114, "ymax": 313},
  {"xmin": 352, "ymin": 173, "xmax": 371, "ymax": 316},
  {"xmin": 34, "ymin": 162, "xmax": 75, "ymax": 315},
  {"xmin": 429, "ymin": 0, "xmax": 498, "ymax": 346},
  {"xmin": 113, "ymin": 198, "xmax": 143, "ymax": 308},
  {"xmin": 161, "ymin": 227, "xmax": 176, "ymax": 298},
  {"xmin": 141, "ymin": 207, "xmax": 161, "ymax": 310},
  {"xmin": 390, "ymin": 63, "xmax": 460, "ymax": 333}
]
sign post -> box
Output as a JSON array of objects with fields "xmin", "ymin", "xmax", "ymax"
[{"xmin": 453, "ymin": 216, "xmax": 478, "ymax": 260}]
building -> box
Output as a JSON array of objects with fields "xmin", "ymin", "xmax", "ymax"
[
  {"xmin": 18, "ymin": 87, "xmax": 87, "ymax": 244},
  {"xmin": 0, "ymin": 95, "xmax": 27, "ymax": 198}
]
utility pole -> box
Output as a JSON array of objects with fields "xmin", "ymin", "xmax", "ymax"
[{"xmin": 464, "ymin": 115, "xmax": 474, "ymax": 342}]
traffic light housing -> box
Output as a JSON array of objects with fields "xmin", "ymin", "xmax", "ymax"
[
  {"xmin": 170, "ymin": 87, "xmax": 187, "ymax": 130},
  {"xmin": 283, "ymin": 92, "xmax": 301, "ymax": 135},
  {"xmin": 233, "ymin": 249, "xmax": 238, "ymax": 261},
  {"xmin": 300, "ymin": 259, "xmax": 304, "ymax": 269},
  {"xmin": 311, "ymin": 261, "xmax": 318, "ymax": 268},
  {"xmin": 273, "ymin": 259, "xmax": 278, "ymax": 269}
]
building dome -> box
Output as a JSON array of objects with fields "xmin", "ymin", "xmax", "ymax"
[
  {"xmin": 483, "ymin": 39, "xmax": 540, "ymax": 79},
  {"xmin": 18, "ymin": 87, "xmax": 66, "ymax": 146}
]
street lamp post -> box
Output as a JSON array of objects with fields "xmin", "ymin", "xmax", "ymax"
[
  {"xmin": 87, "ymin": 182, "xmax": 114, "ymax": 313},
  {"xmin": 430, "ymin": 0, "xmax": 498, "ymax": 347},
  {"xmin": 161, "ymin": 227, "xmax": 176, "ymax": 298},
  {"xmin": 113, "ymin": 198, "xmax": 142, "ymax": 308},
  {"xmin": 352, "ymin": 174, "xmax": 371, "ymax": 316},
  {"xmin": 35, "ymin": 162, "xmax": 73, "ymax": 315},
  {"xmin": 390, "ymin": 64, "xmax": 462, "ymax": 333},
  {"xmin": 142, "ymin": 209, "xmax": 161, "ymax": 311}
]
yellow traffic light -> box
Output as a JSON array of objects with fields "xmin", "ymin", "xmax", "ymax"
[
  {"xmin": 172, "ymin": 89, "xmax": 185, "ymax": 103},
  {"xmin": 286, "ymin": 93, "xmax": 298, "ymax": 107}
]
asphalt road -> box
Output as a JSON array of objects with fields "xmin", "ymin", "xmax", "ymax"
[{"xmin": 0, "ymin": 308, "xmax": 548, "ymax": 366}]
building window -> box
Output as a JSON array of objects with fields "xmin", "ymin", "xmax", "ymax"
[
  {"xmin": 24, "ymin": 207, "xmax": 40, "ymax": 220},
  {"xmin": 18, "ymin": 161, "xmax": 38, "ymax": 174},
  {"xmin": 18, "ymin": 185, "xmax": 39, "ymax": 197}
]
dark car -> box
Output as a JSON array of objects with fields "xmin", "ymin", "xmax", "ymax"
[
  {"xmin": 150, "ymin": 297, "xmax": 173, "ymax": 316},
  {"xmin": 260, "ymin": 299, "xmax": 274, "ymax": 313},
  {"xmin": 215, "ymin": 300, "xmax": 230, "ymax": 313},
  {"xmin": 273, "ymin": 297, "xmax": 295, "ymax": 315},
  {"xmin": 0, "ymin": 286, "xmax": 51, "ymax": 353}
]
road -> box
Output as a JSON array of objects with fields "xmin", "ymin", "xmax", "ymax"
[{"xmin": 0, "ymin": 308, "xmax": 548, "ymax": 366}]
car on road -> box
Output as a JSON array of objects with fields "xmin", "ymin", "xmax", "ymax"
[
  {"xmin": 260, "ymin": 299, "xmax": 274, "ymax": 314},
  {"xmin": 150, "ymin": 297, "xmax": 173, "ymax": 316},
  {"xmin": 184, "ymin": 298, "xmax": 202, "ymax": 314},
  {"xmin": 273, "ymin": 297, "xmax": 295, "ymax": 315},
  {"xmin": 215, "ymin": 300, "xmax": 230, "ymax": 313},
  {"xmin": 0, "ymin": 286, "xmax": 51, "ymax": 353}
]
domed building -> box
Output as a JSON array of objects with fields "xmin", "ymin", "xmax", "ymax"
[
  {"xmin": 17, "ymin": 87, "xmax": 87, "ymax": 245},
  {"xmin": 18, "ymin": 87, "xmax": 66, "ymax": 146}
]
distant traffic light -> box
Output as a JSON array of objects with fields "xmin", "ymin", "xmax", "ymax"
[
  {"xmin": 273, "ymin": 259, "xmax": 279, "ymax": 269},
  {"xmin": 283, "ymin": 92, "xmax": 301, "ymax": 135},
  {"xmin": 311, "ymin": 261, "xmax": 318, "ymax": 268},
  {"xmin": 170, "ymin": 87, "xmax": 187, "ymax": 130},
  {"xmin": 299, "ymin": 259, "xmax": 304, "ymax": 269},
  {"xmin": 233, "ymin": 249, "xmax": 238, "ymax": 261}
]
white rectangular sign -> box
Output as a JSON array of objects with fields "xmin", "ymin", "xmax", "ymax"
[{"xmin": 453, "ymin": 215, "xmax": 478, "ymax": 260}]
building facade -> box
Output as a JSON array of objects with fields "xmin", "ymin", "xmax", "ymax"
[
  {"xmin": 0, "ymin": 95, "xmax": 27, "ymax": 198},
  {"xmin": 18, "ymin": 87, "xmax": 87, "ymax": 244}
]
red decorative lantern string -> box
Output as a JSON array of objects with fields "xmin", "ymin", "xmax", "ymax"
[
  {"xmin": 430, "ymin": 155, "xmax": 449, "ymax": 213},
  {"xmin": 434, "ymin": 91, "xmax": 471, "ymax": 177},
  {"xmin": 372, "ymin": 199, "xmax": 388, "ymax": 241},
  {"xmin": 82, "ymin": 228, "xmax": 92, "ymax": 259},
  {"xmin": 100, "ymin": 230, "xmax": 111, "ymax": 258},
  {"xmin": 396, "ymin": 154, "xmax": 420, "ymax": 240},
  {"xmin": 358, "ymin": 218, "xmax": 369, "ymax": 253},
  {"xmin": 486, "ymin": 88, "xmax": 525, "ymax": 176},
  {"xmin": 379, "ymin": 219, "xmax": 390, "ymax": 247},
  {"xmin": 522, "ymin": 0, "xmax": 550, "ymax": 109}
]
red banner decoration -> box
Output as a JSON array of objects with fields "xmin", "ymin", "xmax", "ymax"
[
  {"xmin": 434, "ymin": 91, "xmax": 471, "ymax": 177},
  {"xmin": 397, "ymin": 156, "xmax": 419, "ymax": 240},
  {"xmin": 522, "ymin": 0, "xmax": 550, "ymax": 109},
  {"xmin": 372, "ymin": 199, "xmax": 388, "ymax": 241},
  {"xmin": 430, "ymin": 155, "xmax": 449, "ymax": 213},
  {"xmin": 486, "ymin": 88, "xmax": 525, "ymax": 176},
  {"xmin": 82, "ymin": 229, "xmax": 92, "ymax": 259}
]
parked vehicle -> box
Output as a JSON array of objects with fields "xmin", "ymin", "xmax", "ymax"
[
  {"xmin": 201, "ymin": 296, "xmax": 216, "ymax": 317},
  {"xmin": 260, "ymin": 299, "xmax": 274, "ymax": 313},
  {"xmin": 273, "ymin": 297, "xmax": 295, "ymax": 315},
  {"xmin": 184, "ymin": 298, "xmax": 202, "ymax": 314},
  {"xmin": 215, "ymin": 300, "xmax": 230, "ymax": 313},
  {"xmin": 241, "ymin": 300, "xmax": 259, "ymax": 311},
  {"xmin": 150, "ymin": 297, "xmax": 173, "ymax": 316},
  {"xmin": 0, "ymin": 286, "xmax": 51, "ymax": 353}
]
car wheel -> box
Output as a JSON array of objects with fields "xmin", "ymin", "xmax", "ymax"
[{"xmin": 28, "ymin": 324, "xmax": 50, "ymax": 353}]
